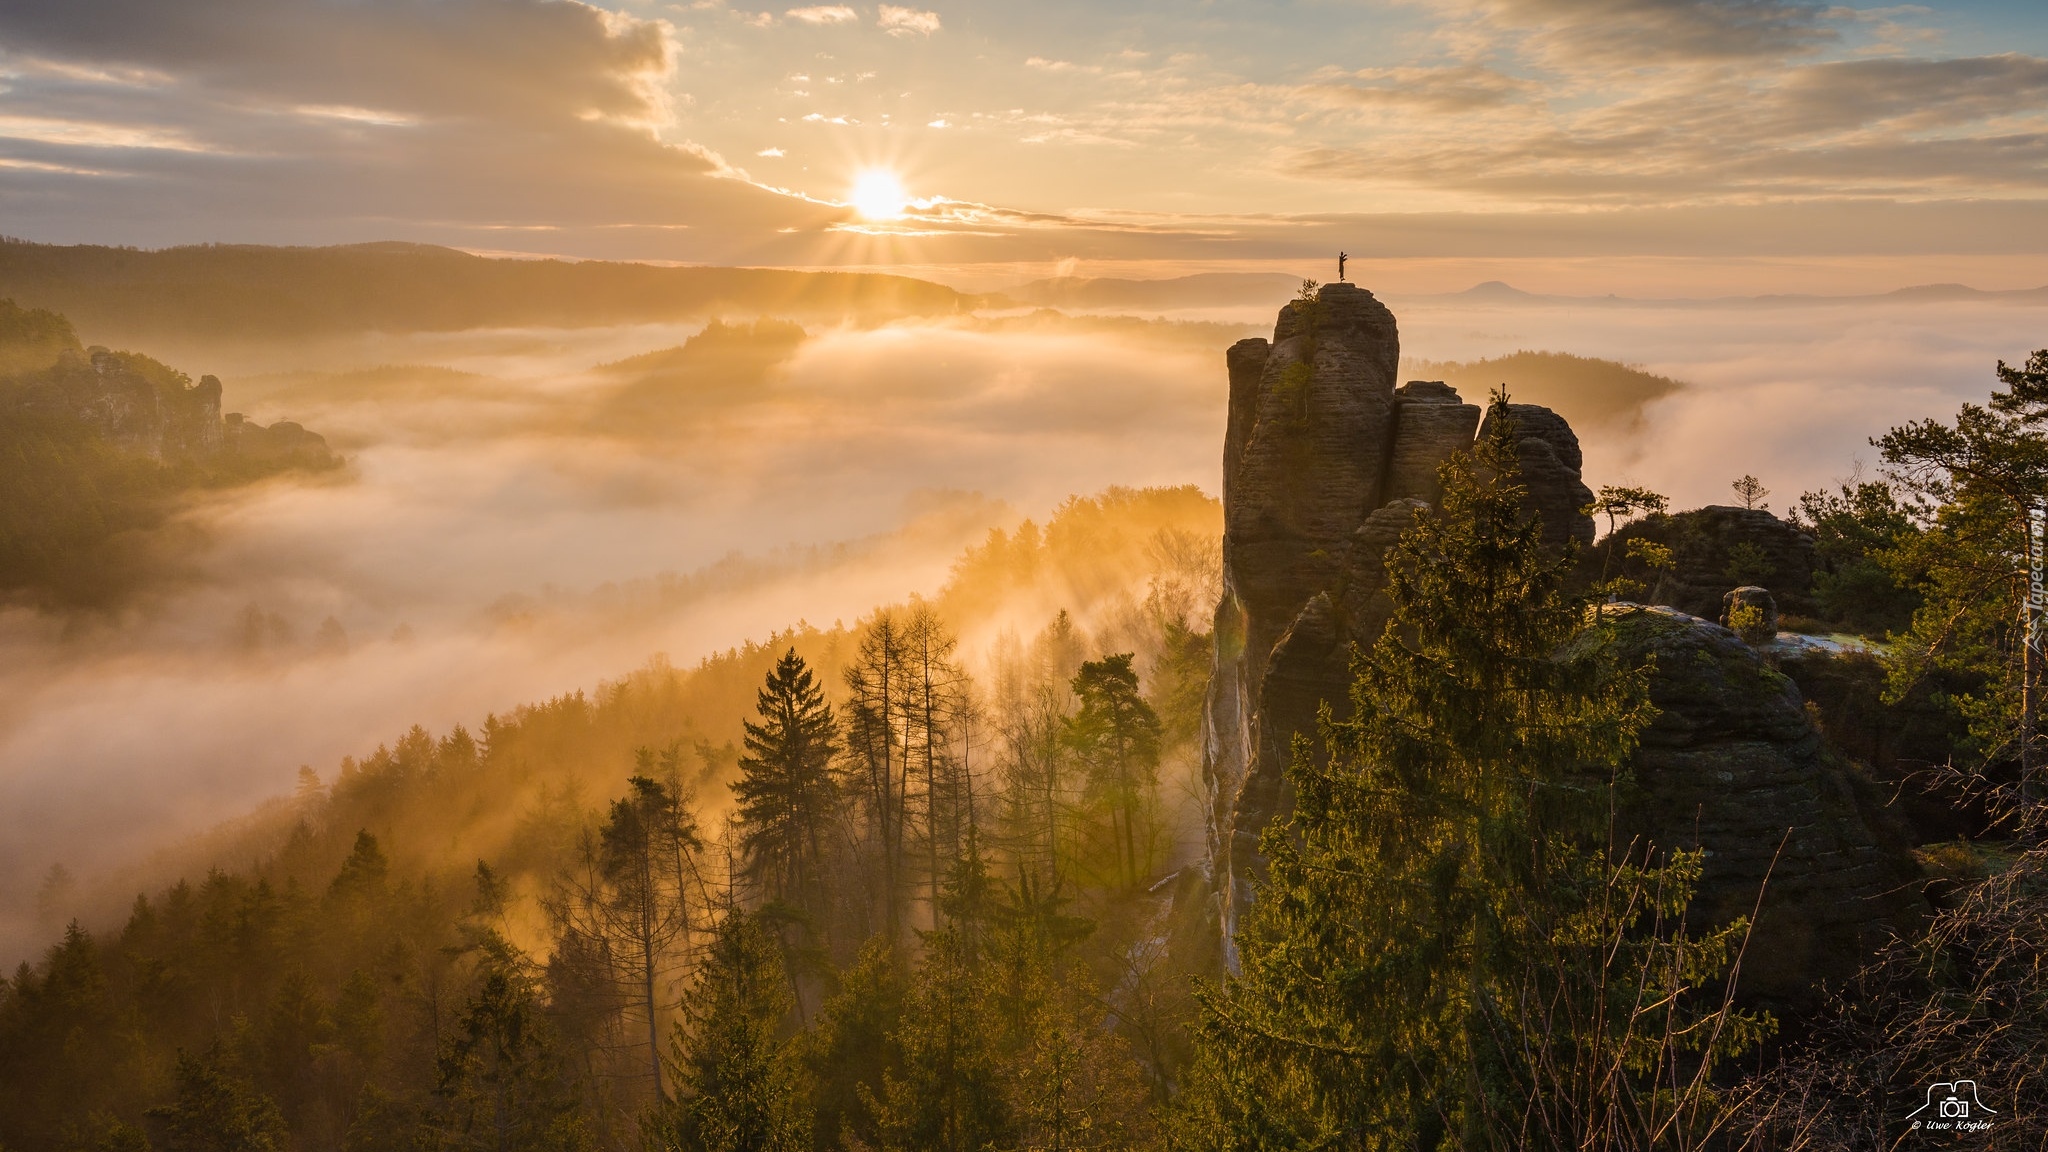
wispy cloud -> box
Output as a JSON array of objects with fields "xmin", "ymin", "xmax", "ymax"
[
  {"xmin": 784, "ymin": 5, "xmax": 858, "ymax": 24},
  {"xmin": 877, "ymin": 5, "xmax": 940, "ymax": 36}
]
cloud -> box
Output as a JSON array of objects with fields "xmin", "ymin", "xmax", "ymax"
[
  {"xmin": 784, "ymin": 5, "xmax": 858, "ymax": 24},
  {"xmin": 1433, "ymin": 0, "xmax": 1835, "ymax": 67},
  {"xmin": 1278, "ymin": 46, "xmax": 2048, "ymax": 202},
  {"xmin": 877, "ymin": 5, "xmax": 941, "ymax": 36},
  {"xmin": 1307, "ymin": 64, "xmax": 1536, "ymax": 113},
  {"xmin": 0, "ymin": 0, "xmax": 837, "ymax": 257}
]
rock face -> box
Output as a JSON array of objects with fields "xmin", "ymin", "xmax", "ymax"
[
  {"xmin": 1580, "ymin": 606, "xmax": 1924, "ymax": 1011},
  {"xmin": 1204, "ymin": 284, "xmax": 1596, "ymax": 957}
]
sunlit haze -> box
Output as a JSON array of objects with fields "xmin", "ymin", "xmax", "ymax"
[{"xmin": 4, "ymin": 0, "xmax": 2048, "ymax": 1049}]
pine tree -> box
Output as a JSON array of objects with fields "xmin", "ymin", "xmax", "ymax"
[
  {"xmin": 1178, "ymin": 393, "xmax": 1764, "ymax": 1150},
  {"xmin": 657, "ymin": 912, "xmax": 812, "ymax": 1152},
  {"xmin": 547, "ymin": 759, "xmax": 705, "ymax": 1103},
  {"xmin": 734, "ymin": 650, "xmax": 841, "ymax": 922},
  {"xmin": 1063, "ymin": 655, "xmax": 1161, "ymax": 889}
]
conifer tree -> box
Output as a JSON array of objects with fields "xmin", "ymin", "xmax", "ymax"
[
  {"xmin": 657, "ymin": 912, "xmax": 812, "ymax": 1152},
  {"xmin": 1063, "ymin": 655, "xmax": 1162, "ymax": 889},
  {"xmin": 1178, "ymin": 393, "xmax": 1764, "ymax": 1150},
  {"xmin": 548, "ymin": 758, "xmax": 705, "ymax": 1103},
  {"xmin": 801, "ymin": 939, "xmax": 906, "ymax": 1151},
  {"xmin": 733, "ymin": 650, "xmax": 841, "ymax": 921},
  {"xmin": 431, "ymin": 967, "xmax": 592, "ymax": 1152},
  {"xmin": 844, "ymin": 612, "xmax": 910, "ymax": 946},
  {"xmin": 871, "ymin": 928, "xmax": 1010, "ymax": 1152},
  {"xmin": 149, "ymin": 1050, "xmax": 291, "ymax": 1152}
]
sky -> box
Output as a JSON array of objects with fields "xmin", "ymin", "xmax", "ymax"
[{"xmin": 2, "ymin": 0, "xmax": 2046, "ymax": 287}]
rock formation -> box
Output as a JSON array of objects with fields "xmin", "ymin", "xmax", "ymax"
[
  {"xmin": 1204, "ymin": 284, "xmax": 1594, "ymax": 955},
  {"xmin": 1603, "ymin": 506, "xmax": 1817, "ymax": 619},
  {"xmin": 1721, "ymin": 585, "xmax": 1779, "ymax": 643},
  {"xmin": 1579, "ymin": 606, "xmax": 1924, "ymax": 1011},
  {"xmin": 8, "ymin": 343, "xmax": 332, "ymax": 468},
  {"xmin": 1197, "ymin": 285, "xmax": 1924, "ymax": 1008}
]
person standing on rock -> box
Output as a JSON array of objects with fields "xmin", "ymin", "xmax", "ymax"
[{"xmin": 1338, "ymin": 251, "xmax": 1348, "ymax": 282}]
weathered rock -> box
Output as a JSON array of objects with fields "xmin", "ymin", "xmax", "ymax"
[
  {"xmin": 1578, "ymin": 606, "xmax": 1925, "ymax": 1012},
  {"xmin": 1221, "ymin": 283, "xmax": 1400, "ymax": 690},
  {"xmin": 1608, "ymin": 506, "xmax": 1816, "ymax": 618},
  {"xmin": 1384, "ymin": 382, "xmax": 1482, "ymax": 505},
  {"xmin": 1722, "ymin": 585, "xmax": 1780, "ymax": 643},
  {"xmin": 1478, "ymin": 402, "xmax": 1595, "ymax": 552}
]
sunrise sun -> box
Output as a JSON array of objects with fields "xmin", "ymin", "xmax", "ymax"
[{"xmin": 849, "ymin": 170, "xmax": 909, "ymax": 221}]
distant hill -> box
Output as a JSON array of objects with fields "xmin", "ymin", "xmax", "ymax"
[
  {"xmin": 1002, "ymin": 272, "xmax": 1302, "ymax": 311},
  {"xmin": 1409, "ymin": 279, "xmax": 2048, "ymax": 307},
  {"xmin": 0, "ymin": 239, "xmax": 985, "ymax": 344},
  {"xmin": 1400, "ymin": 350, "xmax": 1685, "ymax": 429}
]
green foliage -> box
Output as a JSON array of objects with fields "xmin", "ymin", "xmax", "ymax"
[
  {"xmin": 657, "ymin": 913, "xmax": 811, "ymax": 1152},
  {"xmin": 0, "ymin": 299, "xmax": 337, "ymax": 608},
  {"xmin": 430, "ymin": 969, "xmax": 591, "ymax": 1152},
  {"xmin": 1723, "ymin": 541, "xmax": 1773, "ymax": 587},
  {"xmin": 149, "ymin": 1051, "xmax": 290, "ymax": 1152},
  {"xmin": 1731, "ymin": 474, "xmax": 1770, "ymax": 511},
  {"xmin": 1177, "ymin": 395, "xmax": 1766, "ymax": 1150},
  {"xmin": 869, "ymin": 928, "xmax": 1012, "ymax": 1152},
  {"xmin": 1873, "ymin": 350, "xmax": 2048, "ymax": 793},
  {"xmin": 1793, "ymin": 479, "xmax": 1922, "ymax": 634},
  {"xmin": 1063, "ymin": 656, "xmax": 1163, "ymax": 891},
  {"xmin": 2, "ymin": 487, "xmax": 1217, "ymax": 1152}
]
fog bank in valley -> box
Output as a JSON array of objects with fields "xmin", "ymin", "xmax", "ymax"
[{"xmin": 5, "ymin": 290, "xmax": 2045, "ymax": 962}]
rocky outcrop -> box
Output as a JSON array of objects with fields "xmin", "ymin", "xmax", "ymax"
[
  {"xmin": 8, "ymin": 344, "xmax": 331, "ymax": 468},
  {"xmin": 1577, "ymin": 606, "xmax": 1925, "ymax": 1011},
  {"xmin": 1604, "ymin": 506, "xmax": 1816, "ymax": 619},
  {"xmin": 1204, "ymin": 284, "xmax": 1596, "ymax": 956},
  {"xmin": 1479, "ymin": 402, "xmax": 1596, "ymax": 554}
]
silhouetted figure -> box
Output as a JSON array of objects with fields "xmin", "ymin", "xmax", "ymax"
[{"xmin": 1338, "ymin": 251, "xmax": 1348, "ymax": 282}]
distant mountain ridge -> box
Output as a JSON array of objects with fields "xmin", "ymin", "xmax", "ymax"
[
  {"xmin": 0, "ymin": 239, "xmax": 988, "ymax": 344},
  {"xmin": 1408, "ymin": 279, "xmax": 2048, "ymax": 306}
]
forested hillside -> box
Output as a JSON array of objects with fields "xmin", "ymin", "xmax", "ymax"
[
  {"xmin": 0, "ymin": 299, "xmax": 339, "ymax": 607},
  {"xmin": 0, "ymin": 485, "xmax": 1220, "ymax": 1152}
]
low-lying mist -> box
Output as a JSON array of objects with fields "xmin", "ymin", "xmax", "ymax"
[{"xmin": 5, "ymin": 289, "xmax": 2045, "ymax": 964}]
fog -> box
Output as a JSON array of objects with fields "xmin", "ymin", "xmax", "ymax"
[{"xmin": 3, "ymin": 289, "xmax": 2045, "ymax": 962}]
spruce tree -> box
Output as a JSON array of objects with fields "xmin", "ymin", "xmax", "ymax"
[
  {"xmin": 1178, "ymin": 393, "xmax": 1764, "ymax": 1150},
  {"xmin": 733, "ymin": 649, "xmax": 842, "ymax": 919},
  {"xmin": 658, "ymin": 912, "xmax": 812, "ymax": 1152}
]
